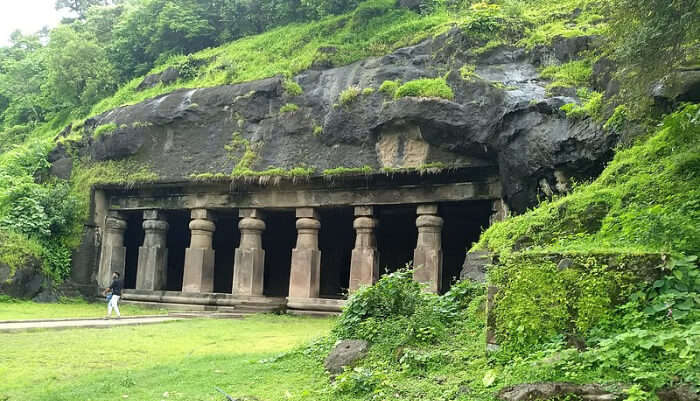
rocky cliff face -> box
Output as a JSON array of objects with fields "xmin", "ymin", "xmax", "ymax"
[{"xmin": 54, "ymin": 29, "xmax": 616, "ymax": 213}]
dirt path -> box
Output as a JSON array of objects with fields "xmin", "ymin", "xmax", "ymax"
[{"xmin": 0, "ymin": 315, "xmax": 183, "ymax": 332}]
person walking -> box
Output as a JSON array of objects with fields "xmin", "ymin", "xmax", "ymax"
[{"xmin": 103, "ymin": 271, "xmax": 123, "ymax": 319}]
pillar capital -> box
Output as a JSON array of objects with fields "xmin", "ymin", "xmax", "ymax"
[
  {"xmin": 296, "ymin": 207, "xmax": 320, "ymax": 219},
  {"xmin": 417, "ymin": 204, "xmax": 439, "ymax": 215},
  {"xmin": 354, "ymin": 206, "xmax": 375, "ymax": 217},
  {"xmin": 189, "ymin": 218, "xmax": 216, "ymax": 233},
  {"xmin": 143, "ymin": 209, "xmax": 164, "ymax": 220},
  {"xmin": 239, "ymin": 216, "xmax": 266, "ymax": 232},
  {"xmin": 416, "ymin": 214, "xmax": 444, "ymax": 230},
  {"xmin": 143, "ymin": 219, "xmax": 169, "ymax": 232},
  {"xmin": 296, "ymin": 217, "xmax": 321, "ymax": 231},
  {"xmin": 191, "ymin": 208, "xmax": 215, "ymax": 220},
  {"xmin": 105, "ymin": 216, "xmax": 127, "ymax": 232},
  {"xmin": 353, "ymin": 216, "xmax": 377, "ymax": 230},
  {"xmin": 239, "ymin": 208, "xmax": 265, "ymax": 219}
]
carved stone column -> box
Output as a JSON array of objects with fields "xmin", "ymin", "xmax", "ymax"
[
  {"xmin": 349, "ymin": 206, "xmax": 379, "ymax": 292},
  {"xmin": 182, "ymin": 209, "xmax": 216, "ymax": 293},
  {"xmin": 98, "ymin": 212, "xmax": 127, "ymax": 288},
  {"xmin": 288, "ymin": 208, "xmax": 322, "ymax": 299},
  {"xmin": 136, "ymin": 210, "xmax": 169, "ymax": 291},
  {"xmin": 413, "ymin": 204, "xmax": 443, "ymax": 293},
  {"xmin": 232, "ymin": 209, "xmax": 265, "ymax": 296}
]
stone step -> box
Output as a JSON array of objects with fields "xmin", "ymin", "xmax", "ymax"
[
  {"xmin": 286, "ymin": 309, "xmax": 342, "ymax": 317},
  {"xmin": 119, "ymin": 299, "xmax": 281, "ymax": 314}
]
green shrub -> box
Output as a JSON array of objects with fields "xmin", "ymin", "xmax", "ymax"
[
  {"xmin": 339, "ymin": 86, "xmax": 362, "ymax": 106},
  {"xmin": 335, "ymin": 269, "xmax": 445, "ymax": 346},
  {"xmin": 283, "ymin": 79, "xmax": 303, "ymax": 96},
  {"xmin": 280, "ymin": 103, "xmax": 300, "ymax": 113},
  {"xmin": 541, "ymin": 60, "xmax": 592, "ymax": 89},
  {"xmin": 394, "ymin": 78, "xmax": 454, "ymax": 100},
  {"xmin": 312, "ymin": 125, "xmax": 323, "ymax": 136},
  {"xmin": 379, "ymin": 80, "xmax": 400, "ymax": 97},
  {"xmin": 93, "ymin": 123, "xmax": 118, "ymax": 138},
  {"xmin": 604, "ymin": 105, "xmax": 629, "ymax": 132},
  {"xmin": 350, "ymin": 0, "xmax": 394, "ymax": 30},
  {"xmin": 362, "ymin": 87, "xmax": 375, "ymax": 96}
]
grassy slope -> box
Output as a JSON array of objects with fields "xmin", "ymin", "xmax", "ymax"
[
  {"xmin": 475, "ymin": 104, "xmax": 700, "ymax": 257},
  {"xmin": 0, "ymin": 298, "xmax": 166, "ymax": 320},
  {"xmin": 0, "ymin": 315, "xmax": 334, "ymax": 401}
]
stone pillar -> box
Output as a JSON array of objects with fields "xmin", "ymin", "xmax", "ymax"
[
  {"xmin": 232, "ymin": 209, "xmax": 265, "ymax": 296},
  {"xmin": 349, "ymin": 206, "xmax": 379, "ymax": 292},
  {"xmin": 97, "ymin": 212, "xmax": 127, "ymax": 288},
  {"xmin": 136, "ymin": 210, "xmax": 169, "ymax": 291},
  {"xmin": 182, "ymin": 209, "xmax": 216, "ymax": 293},
  {"xmin": 288, "ymin": 208, "xmax": 322, "ymax": 299},
  {"xmin": 413, "ymin": 204, "xmax": 443, "ymax": 293}
]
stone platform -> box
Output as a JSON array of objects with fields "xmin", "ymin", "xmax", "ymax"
[{"xmin": 121, "ymin": 289, "xmax": 287, "ymax": 313}]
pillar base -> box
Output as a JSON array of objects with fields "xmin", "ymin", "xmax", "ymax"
[
  {"xmin": 136, "ymin": 247, "xmax": 168, "ymax": 291},
  {"xmin": 232, "ymin": 248, "xmax": 265, "ymax": 296},
  {"xmin": 99, "ymin": 246, "xmax": 126, "ymax": 288},
  {"xmin": 289, "ymin": 248, "xmax": 321, "ymax": 299},
  {"xmin": 413, "ymin": 247, "xmax": 443, "ymax": 293},
  {"xmin": 182, "ymin": 248, "xmax": 216, "ymax": 293},
  {"xmin": 349, "ymin": 248, "xmax": 379, "ymax": 292}
]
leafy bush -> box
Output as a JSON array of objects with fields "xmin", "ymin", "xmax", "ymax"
[
  {"xmin": 541, "ymin": 60, "xmax": 592, "ymax": 89},
  {"xmin": 394, "ymin": 78, "xmax": 454, "ymax": 100}
]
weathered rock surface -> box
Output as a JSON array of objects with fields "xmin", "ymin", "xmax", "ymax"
[
  {"xmin": 137, "ymin": 67, "xmax": 180, "ymax": 91},
  {"xmin": 324, "ymin": 339, "xmax": 369, "ymax": 374},
  {"xmin": 62, "ymin": 29, "xmax": 615, "ymax": 212},
  {"xmin": 498, "ymin": 382, "xmax": 621, "ymax": 401},
  {"xmin": 657, "ymin": 386, "xmax": 700, "ymax": 401},
  {"xmin": 460, "ymin": 251, "xmax": 492, "ymax": 282},
  {"xmin": 0, "ymin": 259, "xmax": 46, "ymax": 299}
]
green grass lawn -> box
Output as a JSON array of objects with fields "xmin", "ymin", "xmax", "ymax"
[
  {"xmin": 0, "ymin": 299, "xmax": 167, "ymax": 320},
  {"xmin": 0, "ymin": 314, "xmax": 335, "ymax": 401}
]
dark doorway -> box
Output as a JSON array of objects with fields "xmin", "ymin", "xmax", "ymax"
[
  {"xmin": 165, "ymin": 210, "xmax": 190, "ymax": 291},
  {"xmin": 123, "ymin": 212, "xmax": 144, "ymax": 290},
  {"xmin": 440, "ymin": 200, "xmax": 493, "ymax": 292},
  {"xmin": 262, "ymin": 210, "xmax": 296, "ymax": 297},
  {"xmin": 376, "ymin": 205, "xmax": 417, "ymax": 276},
  {"xmin": 319, "ymin": 207, "xmax": 354, "ymax": 298},
  {"xmin": 213, "ymin": 212, "xmax": 239, "ymax": 294}
]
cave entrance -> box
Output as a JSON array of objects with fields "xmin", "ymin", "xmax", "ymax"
[
  {"xmin": 123, "ymin": 212, "xmax": 144, "ymax": 290},
  {"xmin": 165, "ymin": 210, "xmax": 190, "ymax": 291},
  {"xmin": 213, "ymin": 211, "xmax": 238, "ymax": 294},
  {"xmin": 262, "ymin": 210, "xmax": 296, "ymax": 297},
  {"xmin": 319, "ymin": 207, "xmax": 354, "ymax": 299},
  {"xmin": 376, "ymin": 205, "xmax": 418, "ymax": 276},
  {"xmin": 440, "ymin": 200, "xmax": 493, "ymax": 293}
]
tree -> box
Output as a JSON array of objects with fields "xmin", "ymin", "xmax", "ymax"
[
  {"xmin": 45, "ymin": 26, "xmax": 117, "ymax": 109},
  {"xmin": 55, "ymin": 0, "xmax": 117, "ymax": 18}
]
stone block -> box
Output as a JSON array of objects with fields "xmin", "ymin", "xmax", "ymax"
[
  {"xmin": 349, "ymin": 248, "xmax": 379, "ymax": 292},
  {"xmin": 296, "ymin": 207, "xmax": 319, "ymax": 219},
  {"xmin": 413, "ymin": 247, "xmax": 442, "ymax": 293},
  {"xmin": 354, "ymin": 206, "xmax": 374, "ymax": 216},
  {"xmin": 143, "ymin": 210, "xmax": 162, "ymax": 220},
  {"xmin": 289, "ymin": 248, "xmax": 321, "ymax": 298},
  {"xmin": 232, "ymin": 248, "xmax": 265, "ymax": 296},
  {"xmin": 417, "ymin": 204, "xmax": 439, "ymax": 215},
  {"xmin": 239, "ymin": 208, "xmax": 265, "ymax": 219},
  {"xmin": 191, "ymin": 208, "xmax": 215, "ymax": 220},
  {"xmin": 136, "ymin": 246, "xmax": 168, "ymax": 290},
  {"xmin": 182, "ymin": 248, "xmax": 216, "ymax": 293}
]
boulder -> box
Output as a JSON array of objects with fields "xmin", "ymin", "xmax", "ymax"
[
  {"xmin": 136, "ymin": 67, "xmax": 180, "ymax": 91},
  {"xmin": 652, "ymin": 70, "xmax": 700, "ymax": 105},
  {"xmin": 324, "ymin": 339, "xmax": 369, "ymax": 374},
  {"xmin": 32, "ymin": 288, "xmax": 59, "ymax": 303},
  {"xmin": 498, "ymin": 382, "xmax": 621, "ymax": 401},
  {"xmin": 50, "ymin": 157, "xmax": 73, "ymax": 180},
  {"xmin": 460, "ymin": 251, "xmax": 493, "ymax": 282},
  {"xmin": 657, "ymin": 386, "xmax": 700, "ymax": 401},
  {"xmin": 0, "ymin": 260, "xmax": 45, "ymax": 299},
  {"xmin": 592, "ymin": 57, "xmax": 617, "ymax": 92}
]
